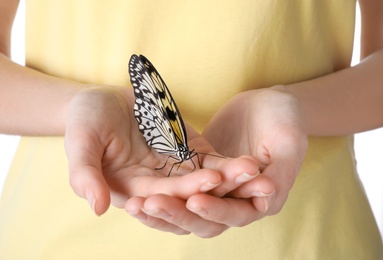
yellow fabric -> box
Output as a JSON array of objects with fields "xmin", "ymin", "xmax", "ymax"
[{"xmin": 1, "ymin": 0, "xmax": 382, "ymax": 259}]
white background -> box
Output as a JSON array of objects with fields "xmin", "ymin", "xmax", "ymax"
[{"xmin": 1, "ymin": 1, "xmax": 382, "ymax": 238}]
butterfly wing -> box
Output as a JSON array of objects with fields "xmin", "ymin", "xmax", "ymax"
[
  {"xmin": 134, "ymin": 97, "xmax": 179, "ymax": 155},
  {"xmin": 137, "ymin": 55, "xmax": 188, "ymax": 147},
  {"xmin": 129, "ymin": 54, "xmax": 189, "ymax": 158}
]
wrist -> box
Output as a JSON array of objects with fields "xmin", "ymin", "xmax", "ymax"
[
  {"xmin": 65, "ymin": 85, "xmax": 135, "ymax": 135},
  {"xmin": 269, "ymin": 85, "xmax": 308, "ymax": 136}
]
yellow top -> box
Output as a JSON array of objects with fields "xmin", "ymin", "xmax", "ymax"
[{"xmin": 1, "ymin": 1, "xmax": 382, "ymax": 259}]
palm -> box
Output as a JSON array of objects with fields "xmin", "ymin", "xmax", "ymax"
[
  {"xmin": 64, "ymin": 86, "xmax": 223, "ymax": 214},
  {"xmin": 64, "ymin": 86, "xmax": 275, "ymax": 237},
  {"xmin": 203, "ymin": 87, "xmax": 308, "ymax": 215},
  {"xmin": 101, "ymin": 124, "xmax": 220, "ymax": 204}
]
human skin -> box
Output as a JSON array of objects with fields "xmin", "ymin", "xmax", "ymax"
[
  {"xmin": 124, "ymin": 0, "xmax": 383, "ymax": 236},
  {"xmin": 1, "ymin": 0, "xmax": 382, "ymax": 238}
]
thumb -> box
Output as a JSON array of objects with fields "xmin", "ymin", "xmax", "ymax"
[
  {"xmin": 69, "ymin": 165, "xmax": 111, "ymax": 216},
  {"xmin": 65, "ymin": 131, "xmax": 111, "ymax": 216}
]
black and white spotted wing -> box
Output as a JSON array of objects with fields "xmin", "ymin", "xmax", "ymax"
[{"xmin": 128, "ymin": 54, "xmax": 192, "ymax": 167}]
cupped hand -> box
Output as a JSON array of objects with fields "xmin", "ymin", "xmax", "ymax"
[
  {"xmin": 124, "ymin": 154, "xmax": 275, "ymax": 237},
  {"xmin": 139, "ymin": 86, "xmax": 307, "ymax": 237},
  {"xmin": 123, "ymin": 88, "xmax": 306, "ymax": 238},
  {"xmin": 203, "ymin": 85, "xmax": 308, "ymax": 217},
  {"xmin": 126, "ymin": 86, "xmax": 307, "ymax": 237},
  {"xmin": 64, "ymin": 86, "xmax": 218, "ymax": 215},
  {"xmin": 64, "ymin": 86, "xmax": 274, "ymax": 219}
]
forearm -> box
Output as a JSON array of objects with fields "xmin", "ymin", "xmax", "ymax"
[
  {"xmin": 0, "ymin": 53, "xmax": 85, "ymax": 135},
  {"xmin": 285, "ymin": 48, "xmax": 383, "ymax": 136}
]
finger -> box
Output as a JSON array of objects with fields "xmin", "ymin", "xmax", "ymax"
[
  {"xmin": 65, "ymin": 130, "xmax": 111, "ymax": 216},
  {"xmin": 186, "ymin": 193, "xmax": 265, "ymax": 227},
  {"xmin": 125, "ymin": 197, "xmax": 190, "ymax": 235},
  {"xmin": 203, "ymin": 155, "xmax": 261, "ymax": 197},
  {"xmin": 228, "ymin": 174, "xmax": 275, "ymax": 199},
  {"xmin": 131, "ymin": 194, "xmax": 228, "ymax": 238},
  {"xmin": 256, "ymin": 160, "xmax": 297, "ymax": 215},
  {"xmin": 226, "ymin": 173, "xmax": 276, "ymax": 213},
  {"xmin": 125, "ymin": 168, "xmax": 223, "ymax": 199},
  {"xmin": 251, "ymin": 191, "xmax": 276, "ymax": 213}
]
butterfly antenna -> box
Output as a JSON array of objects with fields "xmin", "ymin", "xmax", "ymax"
[
  {"xmin": 192, "ymin": 151, "xmax": 226, "ymax": 168},
  {"xmin": 196, "ymin": 152, "xmax": 226, "ymax": 160}
]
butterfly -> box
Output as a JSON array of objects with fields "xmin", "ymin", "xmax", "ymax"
[{"xmin": 128, "ymin": 54, "xmax": 222, "ymax": 176}]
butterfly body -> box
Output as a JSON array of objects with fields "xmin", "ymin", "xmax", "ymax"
[{"xmin": 129, "ymin": 54, "xmax": 199, "ymax": 175}]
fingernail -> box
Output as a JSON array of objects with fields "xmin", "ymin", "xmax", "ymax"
[
  {"xmin": 142, "ymin": 207, "xmax": 172, "ymax": 220},
  {"xmin": 85, "ymin": 190, "xmax": 98, "ymax": 216},
  {"xmin": 126, "ymin": 210, "xmax": 148, "ymax": 222},
  {"xmin": 251, "ymin": 190, "xmax": 275, "ymax": 197},
  {"xmin": 187, "ymin": 205, "xmax": 208, "ymax": 217},
  {"xmin": 260, "ymin": 191, "xmax": 275, "ymax": 213},
  {"xmin": 261, "ymin": 197, "xmax": 269, "ymax": 213},
  {"xmin": 200, "ymin": 181, "xmax": 221, "ymax": 192},
  {"xmin": 235, "ymin": 171, "xmax": 259, "ymax": 184}
]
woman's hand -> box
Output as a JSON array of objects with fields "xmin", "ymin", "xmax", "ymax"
[
  {"xmin": 123, "ymin": 86, "xmax": 310, "ymax": 238},
  {"xmin": 124, "ymin": 155, "xmax": 275, "ymax": 237},
  {"xmin": 64, "ymin": 86, "xmax": 274, "ymax": 220},
  {"xmin": 64, "ymin": 86, "xmax": 222, "ymax": 215},
  {"xmin": 203, "ymin": 86, "xmax": 308, "ymax": 217}
]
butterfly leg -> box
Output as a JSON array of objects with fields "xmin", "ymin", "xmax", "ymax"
[
  {"xmin": 169, "ymin": 156, "xmax": 197, "ymax": 177},
  {"xmin": 179, "ymin": 155, "xmax": 198, "ymax": 171},
  {"xmin": 189, "ymin": 150, "xmax": 202, "ymax": 169},
  {"xmin": 168, "ymin": 160, "xmax": 183, "ymax": 177},
  {"xmin": 154, "ymin": 152, "xmax": 206, "ymax": 177},
  {"xmin": 155, "ymin": 155, "xmax": 178, "ymax": 170}
]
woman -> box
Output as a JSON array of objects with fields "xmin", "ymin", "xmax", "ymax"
[{"xmin": 0, "ymin": 0, "xmax": 382, "ymax": 259}]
